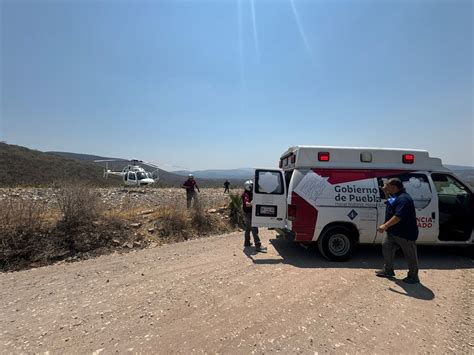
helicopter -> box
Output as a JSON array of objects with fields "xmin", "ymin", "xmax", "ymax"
[{"xmin": 94, "ymin": 159, "xmax": 160, "ymax": 186}]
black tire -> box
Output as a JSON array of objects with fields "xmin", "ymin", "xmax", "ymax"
[
  {"xmin": 317, "ymin": 226, "xmax": 355, "ymax": 261},
  {"xmin": 461, "ymin": 245, "xmax": 474, "ymax": 259}
]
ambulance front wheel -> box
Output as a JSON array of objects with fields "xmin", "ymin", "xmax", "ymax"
[{"xmin": 318, "ymin": 226, "xmax": 355, "ymax": 261}]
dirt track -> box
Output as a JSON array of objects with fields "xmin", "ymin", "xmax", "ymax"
[{"xmin": 1, "ymin": 230, "xmax": 473, "ymax": 354}]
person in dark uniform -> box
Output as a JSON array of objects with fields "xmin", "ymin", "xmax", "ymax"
[
  {"xmin": 376, "ymin": 178, "xmax": 420, "ymax": 284},
  {"xmin": 182, "ymin": 174, "xmax": 200, "ymax": 208},
  {"xmin": 242, "ymin": 180, "xmax": 267, "ymax": 252},
  {"xmin": 224, "ymin": 180, "xmax": 230, "ymax": 193}
]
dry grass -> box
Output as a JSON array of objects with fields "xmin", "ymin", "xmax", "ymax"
[
  {"xmin": 56, "ymin": 185, "xmax": 102, "ymax": 232},
  {"xmin": 154, "ymin": 207, "xmax": 191, "ymax": 242},
  {"xmin": 0, "ymin": 199, "xmax": 56, "ymax": 270},
  {"xmin": 190, "ymin": 198, "xmax": 214, "ymax": 233},
  {"xmin": 0, "ymin": 187, "xmax": 235, "ymax": 271}
]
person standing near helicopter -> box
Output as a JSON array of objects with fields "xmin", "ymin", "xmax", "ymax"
[{"xmin": 182, "ymin": 174, "xmax": 200, "ymax": 208}]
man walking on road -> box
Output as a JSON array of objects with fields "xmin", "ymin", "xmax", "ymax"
[
  {"xmin": 242, "ymin": 180, "xmax": 267, "ymax": 253},
  {"xmin": 376, "ymin": 178, "xmax": 420, "ymax": 284},
  {"xmin": 182, "ymin": 174, "xmax": 200, "ymax": 208}
]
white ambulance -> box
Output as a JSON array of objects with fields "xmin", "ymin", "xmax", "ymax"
[{"xmin": 252, "ymin": 146, "xmax": 474, "ymax": 261}]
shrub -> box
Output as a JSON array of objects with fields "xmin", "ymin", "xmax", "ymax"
[
  {"xmin": 55, "ymin": 186, "xmax": 102, "ymax": 251},
  {"xmin": 228, "ymin": 192, "xmax": 245, "ymax": 228},
  {"xmin": 0, "ymin": 198, "xmax": 54, "ymax": 269},
  {"xmin": 56, "ymin": 185, "xmax": 102, "ymax": 232},
  {"xmin": 154, "ymin": 206, "xmax": 190, "ymax": 241},
  {"xmin": 190, "ymin": 198, "xmax": 213, "ymax": 233}
]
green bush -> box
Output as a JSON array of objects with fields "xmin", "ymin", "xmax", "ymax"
[{"xmin": 228, "ymin": 192, "xmax": 245, "ymax": 228}]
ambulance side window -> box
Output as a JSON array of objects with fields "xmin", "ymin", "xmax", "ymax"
[
  {"xmin": 377, "ymin": 174, "xmax": 432, "ymax": 209},
  {"xmin": 255, "ymin": 170, "xmax": 284, "ymax": 195},
  {"xmin": 431, "ymin": 174, "xmax": 470, "ymax": 196}
]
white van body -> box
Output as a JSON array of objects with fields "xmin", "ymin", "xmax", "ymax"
[{"xmin": 252, "ymin": 146, "xmax": 474, "ymax": 261}]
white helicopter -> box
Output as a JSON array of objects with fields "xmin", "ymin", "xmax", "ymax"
[{"xmin": 94, "ymin": 159, "xmax": 160, "ymax": 186}]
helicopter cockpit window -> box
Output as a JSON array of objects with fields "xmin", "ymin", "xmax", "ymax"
[
  {"xmin": 137, "ymin": 172, "xmax": 147, "ymax": 180},
  {"xmin": 128, "ymin": 172, "xmax": 136, "ymax": 180}
]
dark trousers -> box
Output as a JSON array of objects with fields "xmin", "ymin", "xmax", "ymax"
[
  {"xmin": 382, "ymin": 233, "xmax": 419, "ymax": 279},
  {"xmin": 244, "ymin": 212, "xmax": 261, "ymax": 247},
  {"xmin": 224, "ymin": 187, "xmax": 229, "ymax": 193},
  {"xmin": 186, "ymin": 190, "xmax": 196, "ymax": 208}
]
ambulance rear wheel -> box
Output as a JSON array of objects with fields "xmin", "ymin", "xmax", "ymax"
[{"xmin": 318, "ymin": 226, "xmax": 355, "ymax": 261}]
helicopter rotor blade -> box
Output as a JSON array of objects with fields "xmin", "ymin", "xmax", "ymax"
[
  {"xmin": 93, "ymin": 159, "xmax": 126, "ymax": 163},
  {"xmin": 141, "ymin": 161, "xmax": 160, "ymax": 169},
  {"xmin": 150, "ymin": 169, "xmax": 160, "ymax": 182}
]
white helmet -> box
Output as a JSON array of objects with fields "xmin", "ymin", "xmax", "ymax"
[
  {"xmin": 188, "ymin": 174, "xmax": 194, "ymax": 179},
  {"xmin": 244, "ymin": 180, "xmax": 253, "ymax": 192}
]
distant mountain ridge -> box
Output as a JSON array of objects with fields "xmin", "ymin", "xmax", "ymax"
[
  {"xmin": 172, "ymin": 168, "xmax": 255, "ymax": 180},
  {"xmin": 174, "ymin": 165, "xmax": 474, "ymax": 181}
]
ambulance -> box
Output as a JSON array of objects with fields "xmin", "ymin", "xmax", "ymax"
[{"xmin": 251, "ymin": 146, "xmax": 474, "ymax": 261}]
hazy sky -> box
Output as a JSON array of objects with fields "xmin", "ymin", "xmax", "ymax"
[{"xmin": 1, "ymin": 0, "xmax": 472, "ymax": 170}]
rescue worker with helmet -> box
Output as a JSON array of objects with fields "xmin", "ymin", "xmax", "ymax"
[
  {"xmin": 242, "ymin": 180, "xmax": 267, "ymax": 252},
  {"xmin": 182, "ymin": 174, "xmax": 200, "ymax": 208}
]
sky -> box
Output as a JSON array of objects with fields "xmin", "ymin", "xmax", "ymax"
[{"xmin": 1, "ymin": 0, "xmax": 473, "ymax": 170}]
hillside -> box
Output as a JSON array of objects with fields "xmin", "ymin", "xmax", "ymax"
[
  {"xmin": 0, "ymin": 143, "xmax": 118, "ymax": 187},
  {"xmin": 1, "ymin": 144, "xmax": 233, "ymax": 188},
  {"xmin": 48, "ymin": 152, "xmax": 246, "ymax": 187}
]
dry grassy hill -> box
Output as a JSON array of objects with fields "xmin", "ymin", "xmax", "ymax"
[
  {"xmin": 0, "ymin": 143, "xmax": 243, "ymax": 188},
  {"xmin": 0, "ymin": 143, "xmax": 118, "ymax": 187}
]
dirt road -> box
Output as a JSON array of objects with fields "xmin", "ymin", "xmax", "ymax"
[{"xmin": 1, "ymin": 230, "xmax": 473, "ymax": 354}]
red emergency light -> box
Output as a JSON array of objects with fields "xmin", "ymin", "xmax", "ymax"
[
  {"xmin": 403, "ymin": 154, "xmax": 415, "ymax": 164},
  {"xmin": 318, "ymin": 152, "xmax": 330, "ymax": 162}
]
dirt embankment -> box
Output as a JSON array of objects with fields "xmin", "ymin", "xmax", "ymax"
[{"xmin": 1, "ymin": 229, "xmax": 472, "ymax": 354}]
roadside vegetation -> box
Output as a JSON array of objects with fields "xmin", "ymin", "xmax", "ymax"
[
  {"xmin": 0, "ymin": 186, "xmax": 239, "ymax": 272},
  {"xmin": 228, "ymin": 192, "xmax": 246, "ymax": 228}
]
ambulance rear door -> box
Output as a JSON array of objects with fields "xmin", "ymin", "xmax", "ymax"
[{"xmin": 252, "ymin": 169, "xmax": 287, "ymax": 228}]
